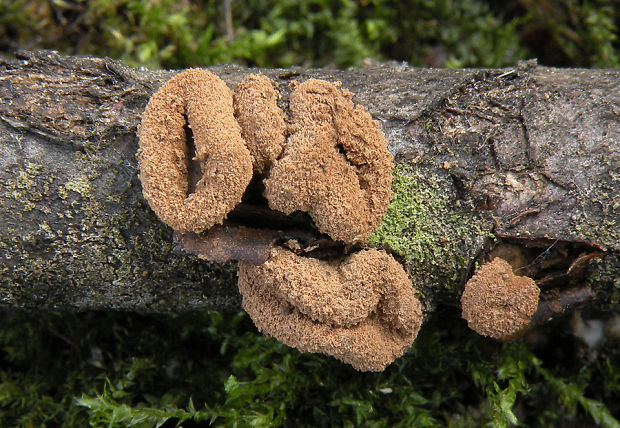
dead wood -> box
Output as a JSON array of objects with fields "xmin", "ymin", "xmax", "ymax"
[{"xmin": 0, "ymin": 51, "xmax": 618, "ymax": 314}]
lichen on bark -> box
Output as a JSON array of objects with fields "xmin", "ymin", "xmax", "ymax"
[{"xmin": 0, "ymin": 148, "xmax": 238, "ymax": 311}]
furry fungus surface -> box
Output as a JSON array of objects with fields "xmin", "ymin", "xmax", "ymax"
[
  {"xmin": 233, "ymin": 74, "xmax": 286, "ymax": 173},
  {"xmin": 138, "ymin": 72, "xmax": 393, "ymax": 244},
  {"xmin": 461, "ymin": 257, "xmax": 540, "ymax": 340},
  {"xmin": 238, "ymin": 248, "xmax": 423, "ymax": 371},
  {"xmin": 264, "ymin": 79, "xmax": 393, "ymax": 243},
  {"xmin": 138, "ymin": 69, "xmax": 413, "ymax": 371},
  {"xmin": 137, "ymin": 69, "xmax": 253, "ymax": 233}
]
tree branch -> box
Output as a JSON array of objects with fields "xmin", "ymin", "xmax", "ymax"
[{"xmin": 1, "ymin": 51, "xmax": 618, "ymax": 313}]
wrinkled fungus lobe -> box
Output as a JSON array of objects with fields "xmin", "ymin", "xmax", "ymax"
[
  {"xmin": 264, "ymin": 79, "xmax": 393, "ymax": 243},
  {"xmin": 138, "ymin": 69, "xmax": 253, "ymax": 233},
  {"xmin": 238, "ymin": 248, "xmax": 423, "ymax": 371},
  {"xmin": 461, "ymin": 257, "xmax": 540, "ymax": 340},
  {"xmin": 233, "ymin": 74, "xmax": 286, "ymax": 173}
]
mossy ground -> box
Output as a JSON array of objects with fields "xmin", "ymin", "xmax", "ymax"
[
  {"xmin": 1, "ymin": 309, "xmax": 619, "ymax": 427},
  {"xmin": 1, "ymin": 0, "xmax": 618, "ymax": 69}
]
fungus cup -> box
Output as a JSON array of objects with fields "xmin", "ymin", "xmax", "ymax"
[
  {"xmin": 238, "ymin": 247, "xmax": 423, "ymax": 371},
  {"xmin": 137, "ymin": 69, "xmax": 253, "ymax": 233},
  {"xmin": 264, "ymin": 79, "xmax": 393, "ymax": 243},
  {"xmin": 461, "ymin": 257, "xmax": 540, "ymax": 340}
]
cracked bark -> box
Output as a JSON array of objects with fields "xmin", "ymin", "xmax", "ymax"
[{"xmin": 0, "ymin": 50, "xmax": 618, "ymax": 314}]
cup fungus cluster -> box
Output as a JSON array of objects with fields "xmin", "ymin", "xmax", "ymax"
[
  {"xmin": 238, "ymin": 248, "xmax": 422, "ymax": 371},
  {"xmin": 460, "ymin": 257, "xmax": 540, "ymax": 341},
  {"xmin": 138, "ymin": 69, "xmax": 423, "ymax": 371}
]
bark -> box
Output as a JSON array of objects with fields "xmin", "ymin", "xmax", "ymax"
[{"xmin": 0, "ymin": 50, "xmax": 618, "ymax": 313}]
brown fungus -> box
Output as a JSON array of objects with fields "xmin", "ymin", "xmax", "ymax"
[
  {"xmin": 137, "ymin": 69, "xmax": 253, "ymax": 233},
  {"xmin": 264, "ymin": 79, "xmax": 393, "ymax": 243},
  {"xmin": 238, "ymin": 247, "xmax": 423, "ymax": 371},
  {"xmin": 138, "ymin": 71, "xmax": 418, "ymax": 370},
  {"xmin": 460, "ymin": 257, "xmax": 540, "ymax": 340},
  {"xmin": 233, "ymin": 74, "xmax": 286, "ymax": 173}
]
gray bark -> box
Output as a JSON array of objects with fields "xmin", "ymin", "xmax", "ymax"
[{"xmin": 0, "ymin": 51, "xmax": 618, "ymax": 313}]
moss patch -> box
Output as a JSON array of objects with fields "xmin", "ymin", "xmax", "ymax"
[{"xmin": 369, "ymin": 161, "xmax": 493, "ymax": 306}]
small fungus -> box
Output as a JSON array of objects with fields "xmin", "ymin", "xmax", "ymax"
[
  {"xmin": 137, "ymin": 69, "xmax": 253, "ymax": 233},
  {"xmin": 238, "ymin": 247, "xmax": 423, "ymax": 371},
  {"xmin": 461, "ymin": 257, "xmax": 540, "ymax": 340},
  {"xmin": 264, "ymin": 79, "xmax": 393, "ymax": 243},
  {"xmin": 233, "ymin": 74, "xmax": 286, "ymax": 173}
]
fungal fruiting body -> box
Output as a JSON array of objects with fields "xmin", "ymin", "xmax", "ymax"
[
  {"xmin": 138, "ymin": 71, "xmax": 393, "ymax": 243},
  {"xmin": 233, "ymin": 74, "xmax": 286, "ymax": 173},
  {"xmin": 461, "ymin": 257, "xmax": 540, "ymax": 340},
  {"xmin": 138, "ymin": 69, "xmax": 420, "ymax": 371},
  {"xmin": 264, "ymin": 79, "xmax": 393, "ymax": 243},
  {"xmin": 238, "ymin": 248, "xmax": 423, "ymax": 372},
  {"xmin": 137, "ymin": 69, "xmax": 253, "ymax": 233}
]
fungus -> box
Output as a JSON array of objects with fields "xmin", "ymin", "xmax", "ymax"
[
  {"xmin": 264, "ymin": 79, "xmax": 393, "ymax": 243},
  {"xmin": 233, "ymin": 74, "xmax": 286, "ymax": 173},
  {"xmin": 237, "ymin": 247, "xmax": 423, "ymax": 371},
  {"xmin": 460, "ymin": 257, "xmax": 540, "ymax": 340},
  {"xmin": 137, "ymin": 69, "xmax": 253, "ymax": 233},
  {"xmin": 138, "ymin": 70, "xmax": 422, "ymax": 371}
]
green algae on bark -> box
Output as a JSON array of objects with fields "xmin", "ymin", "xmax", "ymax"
[{"xmin": 0, "ymin": 150, "xmax": 238, "ymax": 312}]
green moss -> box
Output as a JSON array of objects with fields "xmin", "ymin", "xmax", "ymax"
[
  {"xmin": 10, "ymin": 0, "xmax": 616, "ymax": 70},
  {"xmin": 369, "ymin": 161, "xmax": 492, "ymax": 305},
  {"xmin": 3, "ymin": 308, "xmax": 619, "ymax": 427}
]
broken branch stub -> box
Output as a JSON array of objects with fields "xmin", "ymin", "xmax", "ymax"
[{"xmin": 173, "ymin": 226, "xmax": 283, "ymax": 265}]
